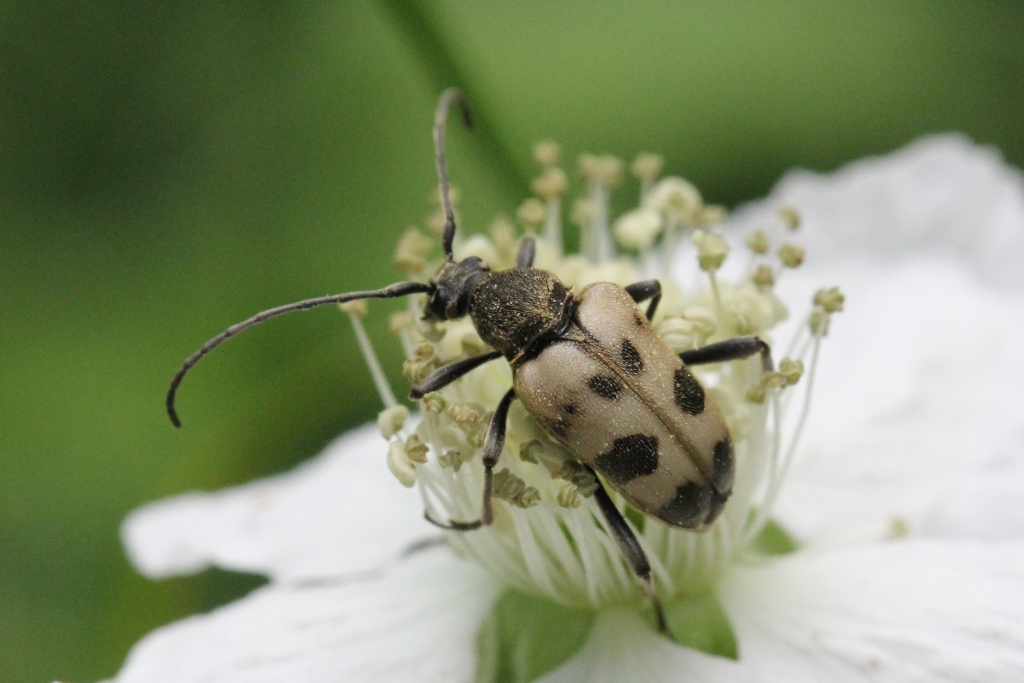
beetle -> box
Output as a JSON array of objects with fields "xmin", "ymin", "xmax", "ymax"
[{"xmin": 166, "ymin": 88, "xmax": 772, "ymax": 630}]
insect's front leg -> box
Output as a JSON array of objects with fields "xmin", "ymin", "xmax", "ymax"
[
  {"xmin": 625, "ymin": 279, "xmax": 662, "ymax": 320},
  {"xmin": 424, "ymin": 387, "xmax": 516, "ymax": 531},
  {"xmin": 680, "ymin": 336, "xmax": 773, "ymax": 372},
  {"xmin": 409, "ymin": 350, "xmax": 502, "ymax": 399},
  {"xmin": 590, "ymin": 470, "xmax": 669, "ymax": 634}
]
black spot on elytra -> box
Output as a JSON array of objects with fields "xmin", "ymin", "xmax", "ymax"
[
  {"xmin": 673, "ymin": 368, "xmax": 705, "ymax": 415},
  {"xmin": 595, "ymin": 434, "xmax": 659, "ymax": 486},
  {"xmin": 633, "ymin": 314, "xmax": 645, "ymax": 328},
  {"xmin": 563, "ymin": 403, "xmax": 579, "ymax": 415},
  {"xmin": 657, "ymin": 481, "xmax": 712, "ymax": 528},
  {"xmin": 704, "ymin": 489, "xmax": 730, "ymax": 526},
  {"xmin": 588, "ymin": 374, "xmax": 623, "ymax": 401},
  {"xmin": 712, "ymin": 437, "xmax": 734, "ymax": 493},
  {"xmin": 620, "ymin": 339, "xmax": 643, "ymax": 375}
]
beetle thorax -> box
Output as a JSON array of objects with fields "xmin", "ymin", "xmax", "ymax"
[{"xmin": 469, "ymin": 268, "xmax": 572, "ymax": 359}]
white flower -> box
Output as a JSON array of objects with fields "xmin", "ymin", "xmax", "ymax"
[{"xmin": 115, "ymin": 136, "xmax": 1024, "ymax": 682}]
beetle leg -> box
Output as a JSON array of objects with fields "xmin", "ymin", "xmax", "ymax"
[
  {"xmin": 423, "ymin": 512, "xmax": 482, "ymax": 531},
  {"xmin": 479, "ymin": 388, "xmax": 516, "ymax": 525},
  {"xmin": 516, "ymin": 236, "xmax": 536, "ymax": 268},
  {"xmin": 590, "ymin": 472, "xmax": 669, "ymax": 634},
  {"xmin": 625, "ymin": 279, "xmax": 662, "ymax": 320},
  {"xmin": 409, "ymin": 350, "xmax": 503, "ymax": 399},
  {"xmin": 423, "ymin": 387, "xmax": 516, "ymax": 531},
  {"xmin": 680, "ymin": 335, "xmax": 773, "ymax": 372}
]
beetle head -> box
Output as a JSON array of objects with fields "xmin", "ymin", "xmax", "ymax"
[{"xmin": 424, "ymin": 256, "xmax": 490, "ymax": 321}]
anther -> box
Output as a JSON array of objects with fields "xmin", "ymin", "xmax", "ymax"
[
  {"xmin": 533, "ymin": 140, "xmax": 561, "ymax": 167},
  {"xmin": 613, "ymin": 208, "xmax": 663, "ymax": 251},
  {"xmin": 378, "ymin": 405, "xmax": 410, "ymax": 439},
  {"xmin": 745, "ymin": 230, "xmax": 770, "ymax": 255},
  {"xmin": 404, "ymin": 434, "xmax": 429, "ymax": 463},
  {"xmin": 813, "ymin": 286, "xmax": 845, "ymax": 313},
  {"xmin": 779, "ymin": 205, "xmax": 801, "ymax": 229},
  {"xmin": 387, "ymin": 440, "xmax": 417, "ymax": 487},
  {"xmin": 533, "ymin": 167, "xmax": 568, "ymax": 199},
  {"xmin": 692, "ymin": 229, "xmax": 729, "ymax": 272},
  {"xmin": 778, "ymin": 243, "xmax": 805, "ymax": 269},
  {"xmin": 631, "ymin": 152, "xmax": 664, "ymax": 184},
  {"xmin": 517, "ymin": 198, "xmax": 546, "ymax": 232}
]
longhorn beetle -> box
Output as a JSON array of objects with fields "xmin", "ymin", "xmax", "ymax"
[{"xmin": 166, "ymin": 89, "xmax": 773, "ymax": 631}]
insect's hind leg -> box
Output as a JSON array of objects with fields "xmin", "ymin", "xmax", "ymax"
[
  {"xmin": 680, "ymin": 336, "xmax": 773, "ymax": 372},
  {"xmin": 590, "ymin": 471, "xmax": 669, "ymax": 634},
  {"xmin": 424, "ymin": 388, "xmax": 516, "ymax": 531},
  {"xmin": 625, "ymin": 279, "xmax": 662, "ymax": 321}
]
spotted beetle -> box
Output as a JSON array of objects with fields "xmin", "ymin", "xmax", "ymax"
[{"xmin": 166, "ymin": 89, "xmax": 773, "ymax": 629}]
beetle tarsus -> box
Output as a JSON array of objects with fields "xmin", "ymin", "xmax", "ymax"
[
  {"xmin": 643, "ymin": 578, "xmax": 669, "ymax": 634},
  {"xmin": 423, "ymin": 510, "xmax": 483, "ymax": 531}
]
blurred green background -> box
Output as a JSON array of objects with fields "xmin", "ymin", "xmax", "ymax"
[{"xmin": 2, "ymin": 2, "xmax": 1023, "ymax": 680}]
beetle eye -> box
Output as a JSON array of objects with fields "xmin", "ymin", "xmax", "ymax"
[{"xmin": 423, "ymin": 292, "xmax": 447, "ymax": 321}]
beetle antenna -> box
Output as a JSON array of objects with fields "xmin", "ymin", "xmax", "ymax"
[
  {"xmin": 433, "ymin": 88, "xmax": 473, "ymax": 261},
  {"xmin": 166, "ymin": 280, "xmax": 431, "ymax": 428}
]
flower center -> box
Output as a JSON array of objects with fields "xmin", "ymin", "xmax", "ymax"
[{"xmin": 355, "ymin": 144, "xmax": 840, "ymax": 614}]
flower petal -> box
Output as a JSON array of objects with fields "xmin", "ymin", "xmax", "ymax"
[
  {"xmin": 541, "ymin": 540, "xmax": 1024, "ymax": 683},
  {"xmin": 533, "ymin": 608, "xmax": 742, "ymax": 683},
  {"xmin": 778, "ymin": 257, "xmax": 1024, "ymax": 543},
  {"xmin": 729, "ymin": 136, "xmax": 1024, "ymax": 542},
  {"xmin": 123, "ymin": 424, "xmax": 431, "ymax": 582},
  {"xmin": 735, "ymin": 134, "xmax": 1024, "ymax": 288},
  {"xmin": 114, "ymin": 548, "xmax": 502, "ymax": 683},
  {"xmin": 718, "ymin": 539, "xmax": 1024, "ymax": 682}
]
